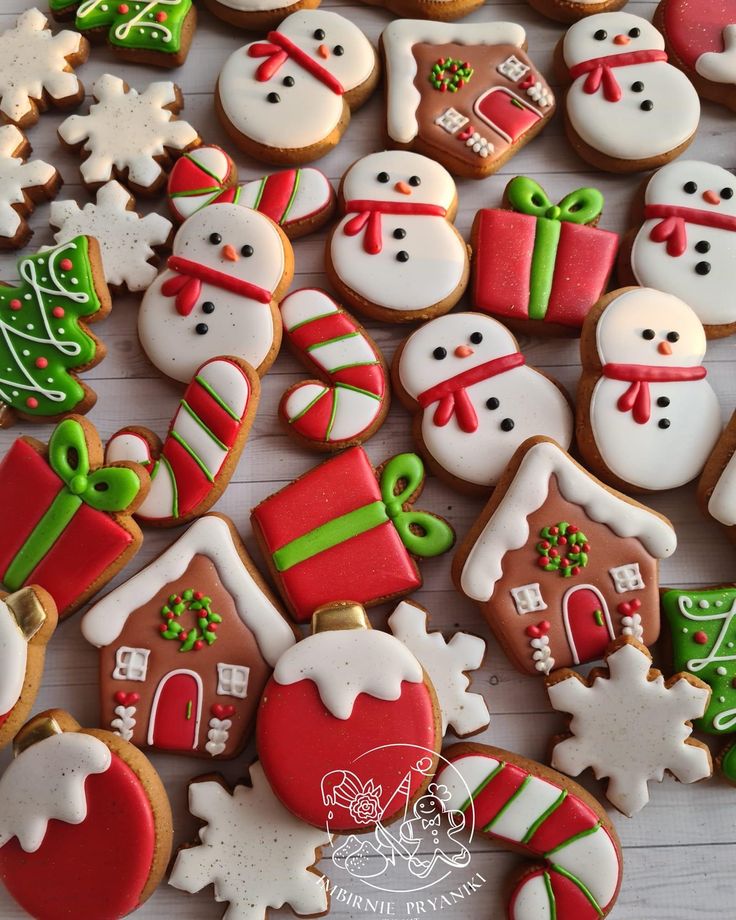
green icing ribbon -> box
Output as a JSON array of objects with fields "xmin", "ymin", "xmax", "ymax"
[
  {"xmin": 272, "ymin": 452, "xmax": 454, "ymax": 573},
  {"xmin": 3, "ymin": 419, "xmax": 143, "ymax": 590}
]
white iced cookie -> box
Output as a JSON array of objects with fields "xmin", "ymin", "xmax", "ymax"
[{"xmin": 0, "ymin": 124, "xmax": 59, "ymax": 249}]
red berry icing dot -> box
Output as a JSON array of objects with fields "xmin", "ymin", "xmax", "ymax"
[
  {"xmin": 155, "ymin": 10, "xmax": 167, "ymax": 20},
  {"xmin": 35, "ymin": 357, "xmax": 48, "ymax": 369},
  {"xmin": 52, "ymin": 306, "xmax": 65, "ymax": 318},
  {"xmin": 118, "ymin": 2, "xmax": 129, "ymax": 11},
  {"xmin": 9, "ymin": 299, "xmax": 21, "ymax": 311},
  {"xmin": 59, "ymin": 258, "xmax": 73, "ymax": 271},
  {"xmin": 693, "ymin": 631, "xmax": 709, "ymax": 645},
  {"xmin": 25, "ymin": 397, "xmax": 38, "ymax": 409}
]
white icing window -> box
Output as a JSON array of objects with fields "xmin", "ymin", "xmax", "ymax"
[
  {"xmin": 217, "ymin": 663, "xmax": 250, "ymax": 699},
  {"xmin": 435, "ymin": 107, "xmax": 469, "ymax": 135},
  {"xmin": 497, "ymin": 55, "xmax": 530, "ymax": 82},
  {"xmin": 609, "ymin": 563, "xmax": 645, "ymax": 594},
  {"xmin": 511, "ymin": 584, "xmax": 547, "ymax": 615},
  {"xmin": 112, "ymin": 647, "xmax": 150, "ymax": 682}
]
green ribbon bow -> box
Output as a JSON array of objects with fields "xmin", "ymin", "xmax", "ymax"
[
  {"xmin": 507, "ymin": 176, "xmax": 604, "ymax": 225},
  {"xmin": 272, "ymin": 452, "xmax": 454, "ymax": 573}
]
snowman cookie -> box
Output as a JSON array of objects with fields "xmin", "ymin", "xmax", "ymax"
[
  {"xmin": 216, "ymin": 10, "xmax": 379, "ymax": 165},
  {"xmin": 620, "ymin": 160, "xmax": 736, "ymax": 338},
  {"xmin": 528, "ymin": 0, "xmax": 628, "ymax": 25},
  {"xmin": 557, "ymin": 12, "xmax": 701, "ymax": 172},
  {"xmin": 577, "ymin": 287, "xmax": 722, "ymax": 493},
  {"xmin": 138, "ymin": 203, "xmax": 294, "ymax": 383},
  {"xmin": 393, "ymin": 312, "xmax": 574, "ymax": 493},
  {"xmin": 698, "ymin": 410, "xmax": 736, "ymax": 538},
  {"xmin": 326, "ymin": 151, "xmax": 469, "ymax": 323}
]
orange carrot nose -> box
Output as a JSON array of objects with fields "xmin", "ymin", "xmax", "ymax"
[
  {"xmin": 394, "ymin": 181, "xmax": 412, "ymax": 195},
  {"xmin": 613, "ymin": 34, "xmax": 631, "ymax": 45},
  {"xmin": 222, "ymin": 244, "xmax": 239, "ymax": 262},
  {"xmin": 703, "ymin": 189, "xmax": 721, "ymax": 205},
  {"xmin": 455, "ymin": 345, "xmax": 474, "ymax": 358},
  {"xmin": 318, "ymin": 44, "xmax": 329, "ymax": 58},
  {"xmin": 658, "ymin": 340, "xmax": 673, "ymax": 355}
]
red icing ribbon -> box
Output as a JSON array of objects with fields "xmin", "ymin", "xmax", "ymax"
[
  {"xmin": 645, "ymin": 203, "xmax": 736, "ymax": 257},
  {"xmin": 343, "ymin": 200, "xmax": 447, "ymax": 254},
  {"xmin": 161, "ymin": 256, "xmax": 272, "ymax": 316},
  {"xmin": 603, "ymin": 363, "xmax": 707, "ymax": 424},
  {"xmin": 417, "ymin": 354, "xmax": 526, "ymax": 433},
  {"xmin": 568, "ymin": 50, "xmax": 668, "ymax": 102},
  {"xmin": 248, "ymin": 31, "xmax": 345, "ymax": 95}
]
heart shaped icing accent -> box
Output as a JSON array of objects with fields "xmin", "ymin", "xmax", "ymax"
[
  {"xmin": 525, "ymin": 620, "xmax": 551, "ymax": 639},
  {"xmin": 114, "ymin": 691, "xmax": 140, "ymax": 706},
  {"xmin": 618, "ymin": 598, "xmax": 642, "ymax": 617},
  {"xmin": 211, "ymin": 703, "xmax": 236, "ymax": 720}
]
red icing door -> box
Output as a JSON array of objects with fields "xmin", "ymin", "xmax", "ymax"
[
  {"xmin": 151, "ymin": 670, "xmax": 201, "ymax": 751},
  {"xmin": 473, "ymin": 89, "xmax": 541, "ymax": 142},
  {"xmin": 563, "ymin": 586, "xmax": 613, "ymax": 665}
]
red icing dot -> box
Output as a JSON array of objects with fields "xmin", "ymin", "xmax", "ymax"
[
  {"xmin": 165, "ymin": 611, "xmax": 174, "ymax": 620},
  {"xmin": 159, "ymin": 624, "xmax": 168, "ymax": 634},
  {"xmin": 548, "ymin": 548, "xmax": 558, "ymax": 558},
  {"xmin": 550, "ymin": 526, "xmax": 559, "ymax": 535},
  {"xmin": 194, "ymin": 591, "xmax": 203, "ymax": 600},
  {"xmin": 209, "ymin": 623, "xmax": 218, "ymax": 632},
  {"xmin": 539, "ymin": 540, "xmax": 550, "ymax": 550},
  {"xmin": 118, "ymin": 2, "xmax": 129, "ymax": 11},
  {"xmin": 693, "ymin": 631, "xmax": 709, "ymax": 645},
  {"xmin": 59, "ymin": 258, "xmax": 73, "ymax": 271},
  {"xmin": 155, "ymin": 10, "xmax": 167, "ymax": 20},
  {"xmin": 194, "ymin": 640, "xmax": 204, "ymax": 650},
  {"xmin": 35, "ymin": 357, "xmax": 48, "ymax": 369},
  {"xmin": 558, "ymin": 536, "xmax": 568, "ymax": 545},
  {"xmin": 571, "ymin": 566, "xmax": 580, "ymax": 576},
  {"xmin": 25, "ymin": 397, "xmax": 38, "ymax": 409},
  {"xmin": 52, "ymin": 306, "xmax": 65, "ymax": 318},
  {"xmin": 582, "ymin": 543, "xmax": 590, "ymax": 553},
  {"xmin": 8, "ymin": 299, "xmax": 21, "ymax": 311},
  {"xmin": 538, "ymin": 556, "xmax": 549, "ymax": 567}
]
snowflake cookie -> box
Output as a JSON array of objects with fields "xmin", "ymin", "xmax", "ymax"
[
  {"xmin": 169, "ymin": 761, "xmax": 331, "ymax": 920},
  {"xmin": 58, "ymin": 73, "xmax": 200, "ymax": 195},
  {"xmin": 547, "ymin": 636, "xmax": 713, "ymax": 816},
  {"xmin": 50, "ymin": 181, "xmax": 172, "ymax": 292},
  {"xmin": 0, "ymin": 125, "xmax": 60, "ymax": 249},
  {"xmin": 0, "ymin": 8, "xmax": 88, "ymax": 128}
]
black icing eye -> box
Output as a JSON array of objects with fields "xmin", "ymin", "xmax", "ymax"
[
  {"xmin": 267, "ymin": 92, "xmax": 280, "ymax": 104},
  {"xmin": 594, "ymin": 29, "xmax": 607, "ymax": 40},
  {"xmin": 642, "ymin": 328, "xmax": 656, "ymax": 340},
  {"xmin": 334, "ymin": 45, "xmax": 344, "ymax": 55},
  {"xmin": 696, "ymin": 240, "xmax": 711, "ymax": 253},
  {"xmin": 723, "ymin": 187, "xmax": 734, "ymax": 199},
  {"xmin": 209, "ymin": 232, "xmax": 222, "ymax": 244},
  {"xmin": 486, "ymin": 397, "xmax": 499, "ymax": 410},
  {"xmin": 283, "ymin": 76, "xmax": 295, "ymax": 87},
  {"xmin": 631, "ymin": 81, "xmax": 644, "ymax": 92},
  {"xmin": 202, "ymin": 301, "xmax": 215, "ymax": 314},
  {"xmin": 469, "ymin": 331, "xmax": 483, "ymax": 344},
  {"xmin": 667, "ymin": 331, "xmax": 680, "ymax": 343},
  {"xmin": 393, "ymin": 228, "xmax": 406, "ymax": 239},
  {"xmin": 409, "ymin": 175, "xmax": 421, "ymax": 187},
  {"xmin": 377, "ymin": 172, "xmax": 390, "ymax": 183},
  {"xmin": 433, "ymin": 347, "xmax": 447, "ymax": 360},
  {"xmin": 628, "ymin": 27, "xmax": 641, "ymax": 37},
  {"xmin": 313, "ymin": 28, "xmax": 325, "ymax": 39},
  {"xmin": 684, "ymin": 181, "xmax": 698, "ymax": 194},
  {"xmin": 241, "ymin": 244, "xmax": 254, "ymax": 257}
]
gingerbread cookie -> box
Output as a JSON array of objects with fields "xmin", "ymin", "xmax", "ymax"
[
  {"xmin": 361, "ymin": 0, "xmax": 483, "ymax": 22},
  {"xmin": 203, "ymin": 0, "xmax": 320, "ymax": 33},
  {"xmin": 393, "ymin": 313, "xmax": 573, "ymax": 492},
  {"xmin": 381, "ymin": 20, "xmax": 555, "ymax": 180},
  {"xmin": 216, "ymin": 10, "xmax": 379, "ymax": 165},
  {"xmin": 0, "ymin": 125, "xmax": 60, "ymax": 250},
  {"xmin": 698, "ymin": 409, "xmax": 736, "ymax": 535},
  {"xmin": 138, "ymin": 203, "xmax": 293, "ymax": 383},
  {"xmin": 576, "ymin": 287, "xmax": 723, "ymax": 493},
  {"xmin": 527, "ymin": 0, "xmax": 628, "ymax": 25},
  {"xmin": 454, "ymin": 438, "xmax": 677, "ymax": 676},
  {"xmin": 0, "ymin": 710, "xmax": 172, "ymax": 918},
  {"xmin": 557, "ymin": 12, "xmax": 700, "ymax": 172}
]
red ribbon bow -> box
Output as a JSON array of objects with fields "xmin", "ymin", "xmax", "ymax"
[
  {"xmin": 603, "ymin": 363, "xmax": 707, "ymax": 424},
  {"xmin": 161, "ymin": 256, "xmax": 272, "ymax": 317},
  {"xmin": 645, "ymin": 203, "xmax": 736, "ymax": 257},
  {"xmin": 569, "ymin": 49, "xmax": 668, "ymax": 102},
  {"xmin": 343, "ymin": 200, "xmax": 447, "ymax": 255},
  {"xmin": 248, "ymin": 31, "xmax": 345, "ymax": 95}
]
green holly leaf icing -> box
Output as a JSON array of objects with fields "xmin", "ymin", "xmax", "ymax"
[{"xmin": 50, "ymin": 0, "xmax": 191, "ymax": 54}]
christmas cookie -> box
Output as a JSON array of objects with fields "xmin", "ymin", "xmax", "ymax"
[
  {"xmin": 392, "ymin": 312, "xmax": 574, "ymax": 493},
  {"xmin": 81, "ymin": 514, "xmax": 296, "ymax": 759},
  {"xmin": 251, "ymin": 447, "xmax": 455, "ymax": 623},
  {"xmin": 138, "ymin": 203, "xmax": 293, "ymax": 383},
  {"xmin": 216, "ymin": 10, "xmax": 379, "ymax": 165},
  {"xmin": 528, "ymin": 0, "xmax": 628, "ymax": 25},
  {"xmin": 58, "ymin": 73, "xmax": 201, "ymax": 196},
  {"xmin": 0, "ymin": 587, "xmax": 57, "ymax": 751},
  {"xmin": 435, "ymin": 742, "xmax": 623, "ymax": 920},
  {"xmin": 557, "ymin": 11, "xmax": 700, "ymax": 172},
  {"xmin": 0, "ymin": 8, "xmax": 88, "ymax": 128},
  {"xmin": 362, "ymin": 0, "xmax": 483, "ymax": 22},
  {"xmin": 105, "ymin": 357, "xmax": 259, "ymax": 526},
  {"xmin": 381, "ymin": 20, "xmax": 555, "ymax": 180},
  {"xmin": 576, "ymin": 286, "xmax": 723, "ymax": 493},
  {"xmin": 471, "ymin": 176, "xmax": 619, "ymax": 335},
  {"xmin": 326, "ymin": 150, "xmax": 469, "ymax": 323},
  {"xmin": 698, "ymin": 409, "xmax": 736, "ymax": 535},
  {"xmin": 0, "ymin": 710, "xmax": 172, "ymax": 918},
  {"xmin": 203, "ymin": 0, "xmax": 321, "ymax": 33},
  {"xmin": 50, "ymin": 180, "xmax": 173, "ymax": 294},
  {"xmin": 453, "ymin": 437, "xmax": 677, "ymax": 676},
  {"xmin": 0, "ymin": 416, "xmax": 149, "ymax": 619},
  {"xmin": 279, "ymin": 288, "xmax": 389, "ymax": 450},
  {"xmin": 547, "ymin": 636, "xmax": 713, "ymax": 816},
  {"xmin": 0, "ymin": 125, "xmax": 61, "ymax": 250},
  {"xmin": 0, "ymin": 236, "xmax": 111, "ymax": 427},
  {"xmin": 619, "ymin": 160, "xmax": 736, "ymax": 338},
  {"xmin": 257, "ymin": 602, "xmax": 442, "ymax": 831}
]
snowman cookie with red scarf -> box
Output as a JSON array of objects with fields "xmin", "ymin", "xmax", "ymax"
[{"xmin": 577, "ymin": 287, "xmax": 722, "ymax": 493}]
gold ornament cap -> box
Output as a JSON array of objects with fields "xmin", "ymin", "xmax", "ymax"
[
  {"xmin": 311, "ymin": 601, "xmax": 370, "ymax": 634},
  {"xmin": 5, "ymin": 587, "xmax": 46, "ymax": 641},
  {"xmin": 14, "ymin": 714, "xmax": 63, "ymax": 757}
]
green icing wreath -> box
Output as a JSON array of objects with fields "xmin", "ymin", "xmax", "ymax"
[
  {"xmin": 429, "ymin": 57, "xmax": 474, "ymax": 93},
  {"xmin": 536, "ymin": 522, "xmax": 589, "ymax": 578},
  {"xmin": 159, "ymin": 588, "xmax": 221, "ymax": 652}
]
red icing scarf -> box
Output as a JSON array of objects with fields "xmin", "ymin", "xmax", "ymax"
[
  {"xmin": 603, "ymin": 363, "xmax": 707, "ymax": 424},
  {"xmin": 417, "ymin": 354, "xmax": 526, "ymax": 433},
  {"xmin": 343, "ymin": 200, "xmax": 447, "ymax": 254},
  {"xmin": 248, "ymin": 32, "xmax": 344, "ymax": 95},
  {"xmin": 568, "ymin": 50, "xmax": 668, "ymax": 102},
  {"xmin": 161, "ymin": 256, "xmax": 272, "ymax": 317},
  {"xmin": 645, "ymin": 203, "xmax": 736, "ymax": 257}
]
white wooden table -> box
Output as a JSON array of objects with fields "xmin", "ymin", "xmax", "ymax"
[{"xmin": 1, "ymin": 0, "xmax": 735, "ymax": 917}]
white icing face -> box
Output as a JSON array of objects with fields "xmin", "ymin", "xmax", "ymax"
[
  {"xmin": 563, "ymin": 12, "xmax": 665, "ymax": 66},
  {"xmin": 341, "ymin": 151, "xmax": 457, "ymax": 210}
]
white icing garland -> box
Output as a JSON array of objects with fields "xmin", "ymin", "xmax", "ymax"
[
  {"xmin": 205, "ymin": 717, "xmax": 231, "ymax": 756},
  {"xmin": 111, "ymin": 704, "xmax": 137, "ymax": 741}
]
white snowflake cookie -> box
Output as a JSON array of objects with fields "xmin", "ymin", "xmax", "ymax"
[{"xmin": 0, "ymin": 124, "xmax": 60, "ymax": 249}]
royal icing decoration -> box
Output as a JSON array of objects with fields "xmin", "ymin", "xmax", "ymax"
[
  {"xmin": 457, "ymin": 438, "xmax": 676, "ymax": 676},
  {"xmin": 660, "ymin": 0, "xmax": 736, "ymax": 91},
  {"xmin": 547, "ymin": 637, "xmax": 713, "ymax": 816},
  {"xmin": 279, "ymin": 288, "xmax": 389, "ymax": 449},
  {"xmin": 0, "ymin": 601, "xmax": 29, "ymax": 728},
  {"xmin": 0, "ymin": 125, "xmax": 58, "ymax": 246},
  {"xmin": 166, "ymin": 145, "xmax": 239, "ymax": 220},
  {"xmin": 703, "ymin": 411, "xmax": 736, "ymax": 527},
  {"xmin": 169, "ymin": 761, "xmax": 331, "ymax": 919},
  {"xmin": 396, "ymin": 313, "xmax": 573, "ymax": 489}
]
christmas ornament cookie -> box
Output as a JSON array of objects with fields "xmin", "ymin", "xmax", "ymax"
[
  {"xmin": 0, "ymin": 587, "xmax": 57, "ymax": 751},
  {"xmin": 279, "ymin": 288, "xmax": 389, "ymax": 450},
  {"xmin": 0, "ymin": 236, "xmax": 111, "ymax": 427},
  {"xmin": 527, "ymin": 0, "xmax": 628, "ymax": 25},
  {"xmin": 436, "ymin": 742, "xmax": 623, "ymax": 920},
  {"xmin": 698, "ymin": 409, "xmax": 736, "ymax": 536},
  {"xmin": 0, "ymin": 125, "xmax": 60, "ymax": 250},
  {"xmin": 82, "ymin": 514, "xmax": 295, "ymax": 759},
  {"xmin": 326, "ymin": 150, "xmax": 469, "ymax": 323},
  {"xmin": 381, "ymin": 20, "xmax": 555, "ymax": 180},
  {"xmin": 453, "ymin": 437, "xmax": 677, "ymax": 676},
  {"xmin": 0, "ymin": 8, "xmax": 88, "ymax": 129},
  {"xmin": 106, "ymin": 358, "xmax": 259, "ymax": 526},
  {"xmin": 576, "ymin": 287, "xmax": 722, "ymax": 492},
  {"xmin": 138, "ymin": 203, "xmax": 293, "ymax": 383},
  {"xmin": 0, "ymin": 416, "xmax": 149, "ymax": 619},
  {"xmin": 216, "ymin": 10, "xmax": 379, "ymax": 165},
  {"xmin": 393, "ymin": 312, "xmax": 574, "ymax": 493},
  {"xmin": 257, "ymin": 602, "xmax": 441, "ymax": 831},
  {"xmin": 557, "ymin": 12, "xmax": 700, "ymax": 172},
  {"xmin": 620, "ymin": 160, "xmax": 736, "ymax": 338},
  {"xmin": 50, "ymin": 181, "xmax": 173, "ymax": 294},
  {"xmin": 471, "ymin": 176, "xmax": 619, "ymax": 335},
  {"xmin": 251, "ymin": 447, "xmax": 455, "ymax": 623},
  {"xmin": 203, "ymin": 0, "xmax": 321, "ymax": 33},
  {"xmin": 547, "ymin": 636, "xmax": 713, "ymax": 816},
  {"xmin": 58, "ymin": 73, "xmax": 201, "ymax": 196},
  {"xmin": 170, "ymin": 760, "xmax": 331, "ymax": 918},
  {"xmin": 0, "ymin": 710, "xmax": 173, "ymax": 918}
]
